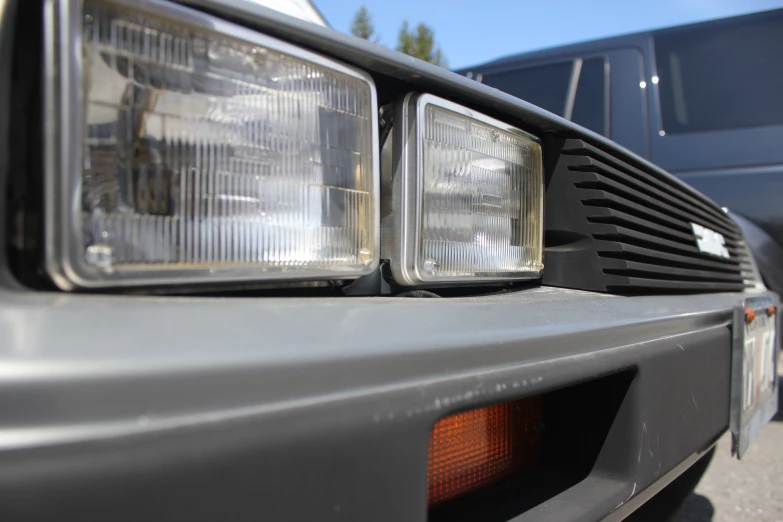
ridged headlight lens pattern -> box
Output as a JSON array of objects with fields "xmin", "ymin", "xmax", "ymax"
[
  {"xmin": 58, "ymin": 0, "xmax": 377, "ymax": 286},
  {"xmin": 386, "ymin": 94, "xmax": 544, "ymax": 286},
  {"xmin": 420, "ymin": 104, "xmax": 543, "ymax": 279}
]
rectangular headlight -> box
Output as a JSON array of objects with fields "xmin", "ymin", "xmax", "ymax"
[
  {"xmin": 385, "ymin": 94, "xmax": 543, "ymax": 286},
  {"xmin": 45, "ymin": 0, "xmax": 379, "ymax": 288}
]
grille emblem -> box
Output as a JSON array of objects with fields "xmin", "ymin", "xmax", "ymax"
[{"xmin": 691, "ymin": 223, "xmax": 729, "ymax": 259}]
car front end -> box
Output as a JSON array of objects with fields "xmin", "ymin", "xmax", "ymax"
[{"xmin": 0, "ymin": 1, "xmax": 777, "ymax": 521}]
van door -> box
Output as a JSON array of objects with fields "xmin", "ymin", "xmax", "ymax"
[
  {"xmin": 647, "ymin": 10, "xmax": 783, "ymax": 245},
  {"xmin": 476, "ymin": 49, "xmax": 649, "ymax": 158},
  {"xmin": 604, "ymin": 48, "xmax": 649, "ymax": 158},
  {"xmin": 477, "ymin": 60, "xmax": 575, "ymax": 118}
]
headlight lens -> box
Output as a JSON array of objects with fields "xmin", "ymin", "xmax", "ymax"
[
  {"xmin": 46, "ymin": 0, "xmax": 379, "ymax": 288},
  {"xmin": 385, "ymin": 94, "xmax": 543, "ymax": 286}
]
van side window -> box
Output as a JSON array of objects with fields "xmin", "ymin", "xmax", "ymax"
[
  {"xmin": 481, "ymin": 62, "xmax": 573, "ymax": 116},
  {"xmin": 571, "ymin": 58, "xmax": 607, "ymax": 135},
  {"xmin": 655, "ymin": 11, "xmax": 783, "ymax": 134}
]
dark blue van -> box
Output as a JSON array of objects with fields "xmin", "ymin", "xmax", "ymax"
[{"xmin": 458, "ymin": 8, "xmax": 783, "ymax": 292}]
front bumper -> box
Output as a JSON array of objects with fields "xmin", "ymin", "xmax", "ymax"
[{"xmin": 0, "ymin": 287, "xmax": 774, "ymax": 521}]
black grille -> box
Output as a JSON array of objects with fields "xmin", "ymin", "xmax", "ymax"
[
  {"xmin": 736, "ymin": 239, "xmax": 762, "ymax": 289},
  {"xmin": 543, "ymin": 139, "xmax": 750, "ymax": 293}
]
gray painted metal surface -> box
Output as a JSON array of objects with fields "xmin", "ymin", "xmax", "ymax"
[
  {"xmin": 0, "ymin": 286, "xmax": 747, "ymax": 443},
  {"xmin": 0, "ymin": 286, "xmax": 773, "ymax": 521}
]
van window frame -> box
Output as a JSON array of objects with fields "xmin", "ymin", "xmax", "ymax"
[
  {"xmin": 652, "ymin": 9, "xmax": 783, "ymax": 135},
  {"xmin": 470, "ymin": 54, "xmax": 610, "ymax": 136},
  {"xmin": 568, "ymin": 55, "xmax": 611, "ymax": 137}
]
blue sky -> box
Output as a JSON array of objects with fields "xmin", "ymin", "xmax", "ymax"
[{"xmin": 315, "ymin": 0, "xmax": 783, "ymax": 69}]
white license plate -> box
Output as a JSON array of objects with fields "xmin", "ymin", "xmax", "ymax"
[{"xmin": 730, "ymin": 295, "xmax": 779, "ymax": 458}]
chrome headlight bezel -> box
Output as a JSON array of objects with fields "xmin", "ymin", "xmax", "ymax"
[
  {"xmin": 384, "ymin": 93, "xmax": 544, "ymax": 286},
  {"xmin": 44, "ymin": 0, "xmax": 380, "ymax": 289}
]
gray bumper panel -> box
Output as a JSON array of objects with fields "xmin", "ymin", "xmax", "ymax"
[{"xmin": 0, "ymin": 287, "xmax": 771, "ymax": 521}]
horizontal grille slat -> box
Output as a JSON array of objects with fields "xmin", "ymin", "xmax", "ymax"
[
  {"xmin": 734, "ymin": 240, "xmax": 762, "ymax": 287},
  {"xmin": 600, "ymin": 259, "xmax": 744, "ymax": 283},
  {"xmin": 544, "ymin": 139, "xmax": 754, "ymax": 294},
  {"xmin": 562, "ymin": 140, "xmax": 734, "ymax": 227},
  {"xmin": 581, "ymin": 191, "xmax": 695, "ymax": 235},
  {"xmin": 595, "ymin": 242, "xmax": 741, "ymax": 273},
  {"xmin": 585, "ymin": 208, "xmax": 715, "ymax": 245},
  {"xmin": 574, "ymin": 173, "xmax": 738, "ymax": 238},
  {"xmin": 606, "ymin": 279, "xmax": 746, "ymax": 292},
  {"xmin": 591, "ymin": 225, "xmax": 743, "ymax": 264}
]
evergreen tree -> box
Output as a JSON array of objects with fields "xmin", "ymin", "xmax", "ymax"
[
  {"xmin": 396, "ymin": 20, "xmax": 447, "ymax": 67},
  {"xmin": 350, "ymin": 6, "xmax": 379, "ymax": 42}
]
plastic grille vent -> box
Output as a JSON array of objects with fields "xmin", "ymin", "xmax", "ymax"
[{"xmin": 544, "ymin": 139, "xmax": 751, "ymax": 293}]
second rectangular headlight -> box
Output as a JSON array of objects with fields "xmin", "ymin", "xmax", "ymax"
[
  {"xmin": 45, "ymin": 0, "xmax": 379, "ymax": 289},
  {"xmin": 385, "ymin": 94, "xmax": 543, "ymax": 286}
]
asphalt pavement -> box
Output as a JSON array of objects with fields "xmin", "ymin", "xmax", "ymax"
[{"xmin": 673, "ymin": 368, "xmax": 783, "ymax": 522}]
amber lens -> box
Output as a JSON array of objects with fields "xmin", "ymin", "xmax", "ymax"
[{"xmin": 427, "ymin": 397, "xmax": 543, "ymax": 506}]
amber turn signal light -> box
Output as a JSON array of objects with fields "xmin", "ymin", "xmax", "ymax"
[{"xmin": 427, "ymin": 396, "xmax": 544, "ymax": 507}]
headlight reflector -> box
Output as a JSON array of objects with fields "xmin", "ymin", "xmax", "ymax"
[
  {"xmin": 385, "ymin": 94, "xmax": 543, "ymax": 286},
  {"xmin": 46, "ymin": 0, "xmax": 379, "ymax": 288}
]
